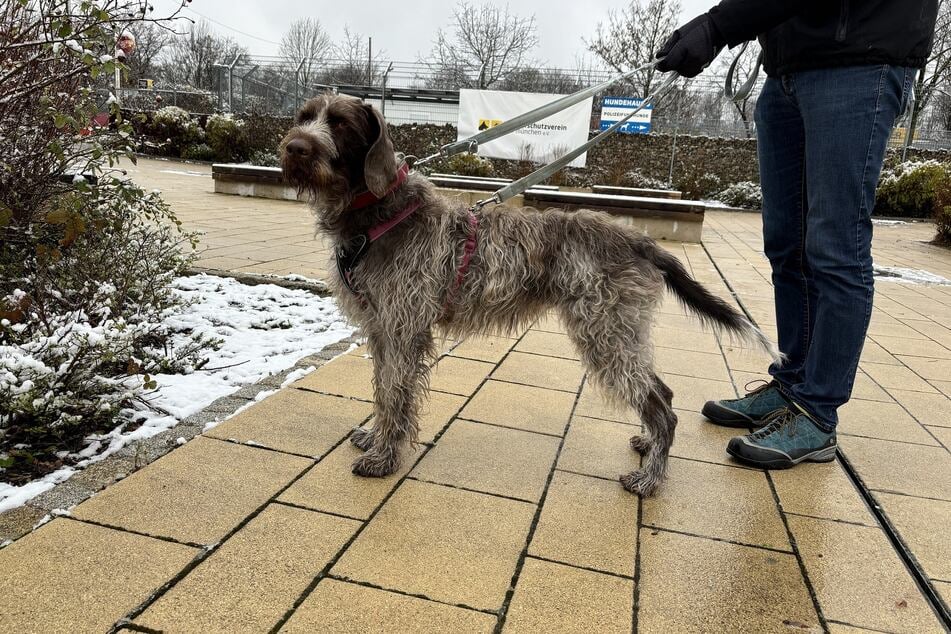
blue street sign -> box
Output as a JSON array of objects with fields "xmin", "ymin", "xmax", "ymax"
[{"xmin": 599, "ymin": 96, "xmax": 654, "ymax": 135}]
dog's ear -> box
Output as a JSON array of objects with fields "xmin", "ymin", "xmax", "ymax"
[{"xmin": 363, "ymin": 104, "xmax": 397, "ymax": 197}]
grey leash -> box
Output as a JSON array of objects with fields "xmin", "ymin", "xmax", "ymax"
[
  {"xmin": 472, "ymin": 72, "xmax": 681, "ymax": 210},
  {"xmin": 410, "ymin": 60, "xmax": 665, "ymax": 168},
  {"xmin": 723, "ymin": 41, "xmax": 763, "ymax": 103}
]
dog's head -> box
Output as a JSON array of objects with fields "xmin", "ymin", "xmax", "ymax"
[{"xmin": 280, "ymin": 92, "xmax": 397, "ymax": 210}]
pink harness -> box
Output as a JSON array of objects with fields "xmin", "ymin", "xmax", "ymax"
[{"xmin": 336, "ymin": 166, "xmax": 479, "ymax": 317}]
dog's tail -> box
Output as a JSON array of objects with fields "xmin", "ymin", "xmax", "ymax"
[{"xmin": 648, "ymin": 245, "xmax": 783, "ymax": 364}]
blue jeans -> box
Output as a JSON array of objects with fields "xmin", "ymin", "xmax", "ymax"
[{"xmin": 756, "ymin": 65, "xmax": 914, "ymax": 431}]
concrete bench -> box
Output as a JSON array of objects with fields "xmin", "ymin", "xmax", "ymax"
[
  {"xmin": 592, "ymin": 185, "xmax": 682, "ymax": 200},
  {"xmin": 211, "ymin": 163, "xmax": 705, "ymax": 242},
  {"xmin": 523, "ymin": 189, "xmax": 705, "ymax": 242},
  {"xmin": 430, "ymin": 175, "xmax": 558, "ymax": 192},
  {"xmin": 212, "ymin": 163, "xmax": 299, "ymax": 201}
]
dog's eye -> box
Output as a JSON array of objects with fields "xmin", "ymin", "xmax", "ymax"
[{"xmin": 326, "ymin": 114, "xmax": 344, "ymax": 128}]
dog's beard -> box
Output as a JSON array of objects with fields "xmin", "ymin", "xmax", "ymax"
[{"xmin": 282, "ymin": 155, "xmax": 341, "ymax": 199}]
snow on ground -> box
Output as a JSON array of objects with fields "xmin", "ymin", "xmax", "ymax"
[
  {"xmin": 0, "ymin": 274, "xmax": 354, "ymax": 512},
  {"xmin": 159, "ymin": 169, "xmax": 208, "ymax": 178},
  {"xmin": 873, "ymin": 265, "xmax": 951, "ymax": 285},
  {"xmin": 872, "ymin": 219, "xmax": 910, "ymax": 226}
]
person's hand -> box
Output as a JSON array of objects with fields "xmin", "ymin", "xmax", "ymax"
[{"xmin": 655, "ymin": 14, "xmax": 726, "ymax": 77}]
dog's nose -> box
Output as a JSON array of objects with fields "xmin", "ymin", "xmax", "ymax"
[{"xmin": 285, "ymin": 138, "xmax": 312, "ymax": 158}]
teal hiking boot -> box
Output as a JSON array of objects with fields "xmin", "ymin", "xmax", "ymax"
[
  {"xmin": 727, "ymin": 407, "xmax": 837, "ymax": 469},
  {"xmin": 702, "ymin": 381, "xmax": 788, "ymax": 428}
]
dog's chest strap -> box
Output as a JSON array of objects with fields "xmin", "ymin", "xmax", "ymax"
[
  {"xmin": 442, "ymin": 209, "xmax": 480, "ymax": 320},
  {"xmin": 336, "ymin": 199, "xmax": 423, "ymax": 298}
]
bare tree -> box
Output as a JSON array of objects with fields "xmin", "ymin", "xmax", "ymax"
[
  {"xmin": 911, "ymin": 1, "xmax": 951, "ymax": 128},
  {"xmin": 163, "ymin": 20, "xmax": 246, "ymax": 90},
  {"xmin": 281, "ymin": 17, "xmax": 332, "ymax": 90},
  {"xmin": 327, "ymin": 26, "xmax": 383, "ymax": 85},
  {"xmin": 126, "ymin": 21, "xmax": 172, "ymax": 85},
  {"xmin": 586, "ymin": 0, "xmax": 681, "ymax": 99},
  {"xmin": 427, "ymin": 1, "xmax": 539, "ymax": 89}
]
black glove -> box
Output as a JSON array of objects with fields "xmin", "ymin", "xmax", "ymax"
[{"xmin": 655, "ymin": 14, "xmax": 726, "ymax": 78}]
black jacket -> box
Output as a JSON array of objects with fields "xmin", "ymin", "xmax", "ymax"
[{"xmin": 709, "ymin": 0, "xmax": 939, "ymax": 76}]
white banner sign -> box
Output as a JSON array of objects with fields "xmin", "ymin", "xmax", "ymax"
[{"xmin": 457, "ymin": 89, "xmax": 594, "ymax": 168}]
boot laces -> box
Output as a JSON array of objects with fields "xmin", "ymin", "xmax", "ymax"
[{"xmin": 751, "ymin": 408, "xmax": 797, "ymax": 440}]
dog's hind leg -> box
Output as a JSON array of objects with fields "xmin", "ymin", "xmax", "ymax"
[
  {"xmin": 352, "ymin": 328, "xmax": 434, "ymax": 478},
  {"xmin": 621, "ymin": 374, "xmax": 677, "ymax": 496},
  {"xmin": 564, "ymin": 295, "xmax": 676, "ymax": 496}
]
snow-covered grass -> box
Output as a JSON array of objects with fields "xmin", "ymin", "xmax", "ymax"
[{"xmin": 0, "ymin": 274, "xmax": 354, "ymax": 512}]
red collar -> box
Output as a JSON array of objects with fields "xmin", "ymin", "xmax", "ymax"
[{"xmin": 348, "ymin": 162, "xmax": 411, "ymax": 211}]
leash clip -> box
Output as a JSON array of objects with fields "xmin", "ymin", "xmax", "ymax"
[{"xmin": 336, "ymin": 233, "xmax": 370, "ymax": 294}]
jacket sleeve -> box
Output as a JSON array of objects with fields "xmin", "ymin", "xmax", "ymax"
[{"xmin": 708, "ymin": 0, "xmax": 822, "ymax": 46}]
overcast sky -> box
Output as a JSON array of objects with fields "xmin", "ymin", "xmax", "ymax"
[{"xmin": 154, "ymin": 0, "xmax": 716, "ymax": 68}]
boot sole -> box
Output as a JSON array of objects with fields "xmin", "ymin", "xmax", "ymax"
[
  {"xmin": 702, "ymin": 401, "xmax": 774, "ymax": 428},
  {"xmin": 727, "ymin": 442, "xmax": 837, "ymax": 470}
]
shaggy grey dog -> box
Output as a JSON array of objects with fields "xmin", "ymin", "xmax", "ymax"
[{"xmin": 281, "ymin": 92, "xmax": 778, "ymax": 496}]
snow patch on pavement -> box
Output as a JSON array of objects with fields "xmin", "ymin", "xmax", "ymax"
[{"xmin": 0, "ymin": 274, "xmax": 353, "ymax": 512}]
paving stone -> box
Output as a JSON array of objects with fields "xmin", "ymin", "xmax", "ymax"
[
  {"xmin": 529, "ymin": 471, "xmax": 637, "ymax": 576},
  {"xmin": 332, "ymin": 480, "xmax": 534, "ymax": 611},
  {"xmin": 0, "ymin": 518, "xmax": 197, "ymax": 632},
  {"xmin": 827, "ymin": 625, "xmax": 886, "ymax": 634},
  {"xmin": 293, "ymin": 353, "xmax": 375, "ymax": 400},
  {"xmin": 280, "ymin": 578, "xmax": 496, "ymax": 633},
  {"xmin": 663, "ymin": 374, "xmax": 735, "ymax": 413},
  {"xmin": 637, "ymin": 529, "xmax": 818, "ymax": 633},
  {"xmin": 927, "ymin": 425, "xmax": 951, "ymax": 447},
  {"xmin": 933, "ymin": 379, "xmax": 951, "ymax": 398},
  {"xmin": 460, "ymin": 380, "xmax": 575, "ymax": 436},
  {"xmin": 492, "ymin": 351, "xmax": 585, "ymax": 392},
  {"xmin": 62, "ymin": 457, "xmax": 138, "ymax": 495},
  {"xmin": 873, "ymin": 335, "xmax": 951, "ymax": 358},
  {"xmin": 515, "ymin": 330, "xmax": 580, "ymax": 359},
  {"xmin": 850, "ymin": 371, "xmax": 896, "ymax": 402},
  {"xmin": 771, "ymin": 461, "xmax": 875, "ymax": 526},
  {"xmin": 531, "ymin": 312, "xmax": 566, "ymax": 334},
  {"xmin": 557, "ymin": 416, "xmax": 640, "ymax": 481},
  {"xmin": 838, "ymin": 436, "xmax": 951, "ymax": 501},
  {"xmin": 875, "ymin": 492, "xmax": 951, "ymax": 581},
  {"xmin": 655, "ymin": 347, "xmax": 731, "ymax": 381},
  {"xmin": 449, "ymin": 334, "xmax": 517, "ymax": 364},
  {"xmin": 279, "ymin": 442, "xmax": 419, "ymax": 520},
  {"xmin": 412, "ymin": 420, "xmax": 559, "ymax": 502},
  {"xmin": 206, "ymin": 388, "xmax": 372, "ymax": 457},
  {"xmin": 787, "ymin": 515, "xmax": 944, "ymax": 633},
  {"xmin": 642, "ymin": 457, "xmax": 791, "ymax": 551},
  {"xmin": 503, "ymin": 558, "xmax": 633, "ymax": 633},
  {"xmin": 668, "ymin": 409, "xmax": 745, "ymax": 466},
  {"xmin": 861, "ymin": 362, "xmax": 937, "ymax": 393},
  {"xmin": 859, "ymin": 338, "xmax": 901, "ymax": 365},
  {"xmin": 890, "ymin": 389, "xmax": 951, "ymax": 427},
  {"xmin": 428, "ymin": 356, "xmax": 495, "ymax": 396},
  {"xmin": 837, "ymin": 399, "xmax": 939, "ymax": 445},
  {"xmin": 73, "ymin": 437, "xmax": 311, "ymax": 545},
  {"xmin": 0, "ymin": 505, "xmax": 48, "ymax": 543},
  {"xmin": 935, "ymin": 581, "xmax": 951, "ymax": 610},
  {"xmin": 656, "ymin": 327, "xmax": 721, "ymax": 354},
  {"xmin": 897, "ymin": 355, "xmax": 951, "ymax": 382},
  {"xmin": 137, "ymin": 505, "xmax": 360, "ymax": 633},
  {"xmin": 574, "ymin": 381, "xmax": 639, "ymax": 425}
]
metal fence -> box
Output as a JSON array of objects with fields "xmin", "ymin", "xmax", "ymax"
[{"xmin": 118, "ymin": 55, "xmax": 951, "ymax": 149}]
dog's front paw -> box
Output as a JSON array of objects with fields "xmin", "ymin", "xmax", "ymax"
[
  {"xmin": 620, "ymin": 469, "xmax": 661, "ymax": 497},
  {"xmin": 350, "ymin": 427, "xmax": 375, "ymax": 452},
  {"xmin": 352, "ymin": 450, "xmax": 400, "ymax": 478},
  {"xmin": 629, "ymin": 434, "xmax": 652, "ymax": 455}
]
